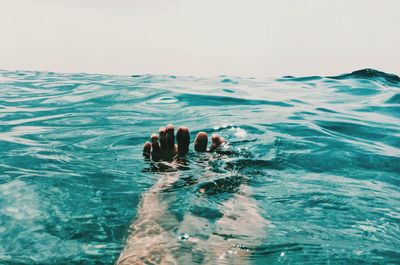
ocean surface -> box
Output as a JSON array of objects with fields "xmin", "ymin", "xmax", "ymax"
[{"xmin": 0, "ymin": 69, "xmax": 399, "ymax": 264}]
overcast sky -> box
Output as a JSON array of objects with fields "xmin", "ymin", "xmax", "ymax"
[{"xmin": 1, "ymin": 0, "xmax": 399, "ymax": 77}]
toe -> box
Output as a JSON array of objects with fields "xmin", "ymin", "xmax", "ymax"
[
  {"xmin": 209, "ymin": 134, "xmax": 223, "ymax": 152},
  {"xmin": 143, "ymin": 141, "xmax": 151, "ymax": 158},
  {"xmin": 176, "ymin": 126, "xmax": 190, "ymax": 155},
  {"xmin": 165, "ymin": 124, "xmax": 175, "ymax": 150},
  {"xmin": 194, "ymin": 132, "xmax": 208, "ymax": 152},
  {"xmin": 151, "ymin": 133, "xmax": 161, "ymax": 160},
  {"xmin": 159, "ymin": 127, "xmax": 167, "ymax": 151},
  {"xmin": 212, "ymin": 134, "xmax": 220, "ymax": 144}
]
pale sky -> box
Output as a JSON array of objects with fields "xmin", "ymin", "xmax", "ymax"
[{"xmin": 1, "ymin": 0, "xmax": 399, "ymax": 77}]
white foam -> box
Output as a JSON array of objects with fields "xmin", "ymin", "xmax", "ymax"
[{"xmin": 231, "ymin": 127, "xmax": 248, "ymax": 138}]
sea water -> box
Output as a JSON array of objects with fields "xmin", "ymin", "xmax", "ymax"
[{"xmin": 0, "ymin": 69, "xmax": 399, "ymax": 264}]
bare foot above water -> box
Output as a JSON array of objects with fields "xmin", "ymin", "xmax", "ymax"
[{"xmin": 143, "ymin": 124, "xmax": 225, "ymax": 161}]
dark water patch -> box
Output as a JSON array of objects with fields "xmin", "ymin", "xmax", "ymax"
[
  {"xmin": 196, "ymin": 174, "xmax": 244, "ymax": 195},
  {"xmin": 355, "ymin": 105, "xmax": 400, "ymax": 118},
  {"xmin": 295, "ymin": 110, "xmax": 318, "ymax": 116},
  {"xmin": 315, "ymin": 107, "xmax": 338, "ymax": 113},
  {"xmin": 222, "ymin": 88, "xmax": 235, "ymax": 93},
  {"xmin": 328, "ymin": 68, "xmax": 400, "ymax": 86},
  {"xmin": 288, "ymin": 115, "xmax": 304, "ymax": 120},
  {"xmin": 220, "ymin": 78, "xmax": 239, "ymax": 84},
  {"xmin": 190, "ymin": 204, "xmax": 224, "ymax": 220},
  {"xmin": 176, "ymin": 93, "xmax": 293, "ymax": 107},
  {"xmin": 225, "ymin": 158, "xmax": 286, "ymax": 171},
  {"xmin": 277, "ymin": 75, "xmax": 322, "ymax": 82},
  {"xmin": 385, "ymin": 93, "xmax": 400, "ymax": 104},
  {"xmin": 290, "ymin": 99, "xmax": 308, "ymax": 104}
]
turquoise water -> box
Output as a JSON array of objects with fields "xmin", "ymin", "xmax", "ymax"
[{"xmin": 0, "ymin": 69, "xmax": 399, "ymax": 264}]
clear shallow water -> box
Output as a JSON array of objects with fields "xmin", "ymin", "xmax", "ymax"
[{"xmin": 0, "ymin": 69, "xmax": 399, "ymax": 264}]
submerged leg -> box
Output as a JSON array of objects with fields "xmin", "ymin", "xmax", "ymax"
[{"xmin": 116, "ymin": 172, "xmax": 182, "ymax": 265}]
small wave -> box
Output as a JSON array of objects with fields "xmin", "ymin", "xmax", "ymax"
[
  {"xmin": 278, "ymin": 75, "xmax": 323, "ymax": 82},
  {"xmin": 385, "ymin": 93, "xmax": 400, "ymax": 104},
  {"xmin": 328, "ymin": 68, "xmax": 400, "ymax": 85},
  {"xmin": 220, "ymin": 78, "xmax": 239, "ymax": 84},
  {"xmin": 176, "ymin": 93, "xmax": 293, "ymax": 107}
]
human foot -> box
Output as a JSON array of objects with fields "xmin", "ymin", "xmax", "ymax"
[
  {"xmin": 143, "ymin": 125, "xmax": 225, "ymax": 161},
  {"xmin": 143, "ymin": 124, "xmax": 189, "ymax": 161}
]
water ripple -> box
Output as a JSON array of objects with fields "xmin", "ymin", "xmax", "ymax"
[{"xmin": 0, "ymin": 69, "xmax": 399, "ymax": 264}]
